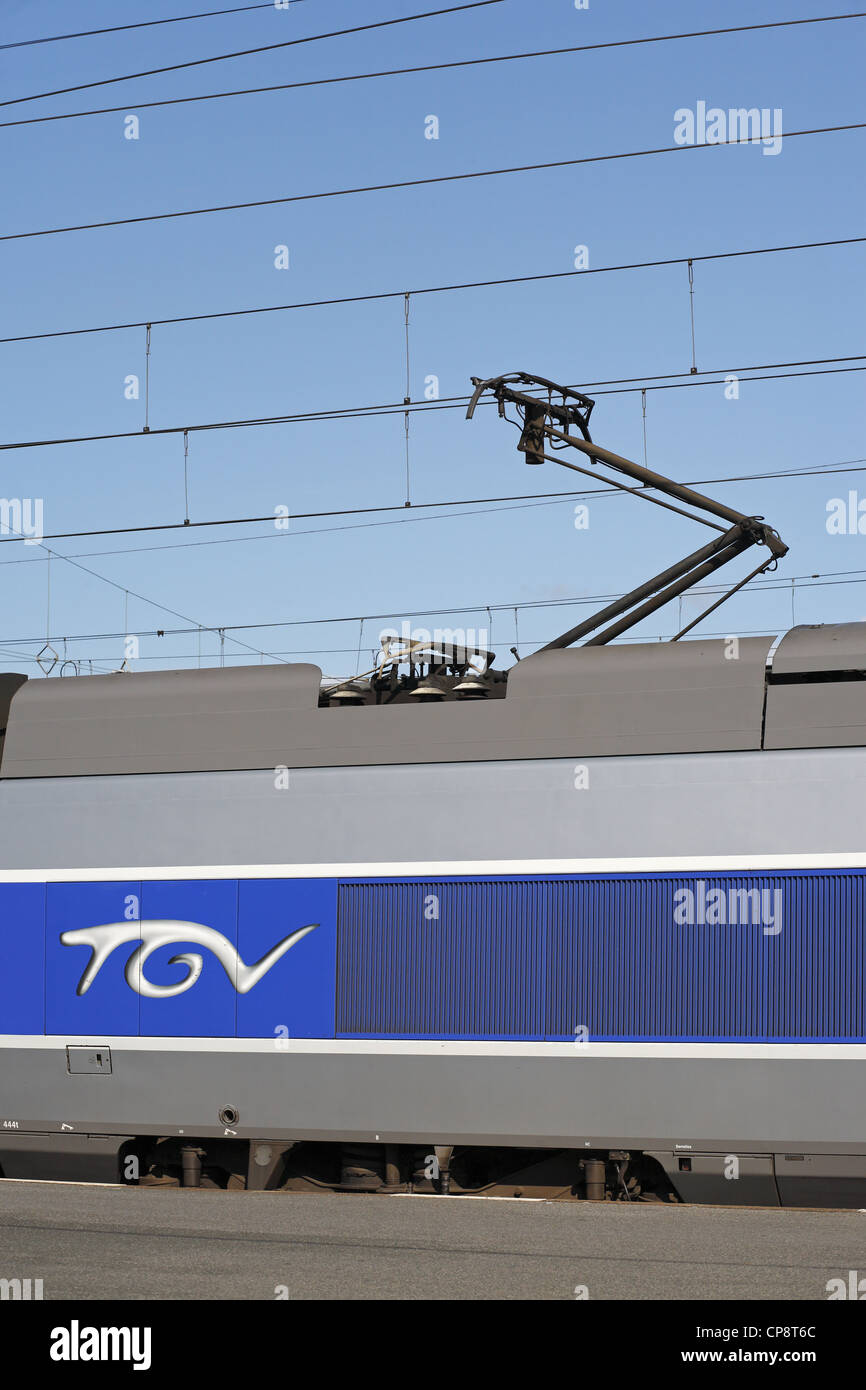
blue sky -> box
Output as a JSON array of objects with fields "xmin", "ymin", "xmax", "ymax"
[{"xmin": 1, "ymin": 0, "xmax": 864, "ymax": 676}]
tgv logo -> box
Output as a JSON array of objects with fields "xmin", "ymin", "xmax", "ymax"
[{"xmin": 60, "ymin": 921, "xmax": 317, "ymax": 998}]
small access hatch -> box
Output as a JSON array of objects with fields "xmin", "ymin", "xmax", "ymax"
[{"xmin": 66, "ymin": 1046, "xmax": 112, "ymax": 1075}]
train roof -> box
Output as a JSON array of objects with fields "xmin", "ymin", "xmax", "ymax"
[{"xmin": 1, "ymin": 623, "xmax": 864, "ymax": 779}]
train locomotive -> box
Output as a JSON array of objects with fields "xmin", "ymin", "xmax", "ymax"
[{"xmin": 1, "ymin": 374, "xmax": 864, "ymax": 1206}]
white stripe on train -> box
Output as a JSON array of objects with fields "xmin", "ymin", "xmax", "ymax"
[{"xmin": 1, "ymin": 852, "xmax": 866, "ymax": 882}]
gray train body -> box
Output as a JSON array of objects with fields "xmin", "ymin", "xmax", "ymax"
[{"xmin": 1, "ymin": 622, "xmax": 865, "ymax": 1205}]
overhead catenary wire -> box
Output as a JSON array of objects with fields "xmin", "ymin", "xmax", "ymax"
[
  {"xmin": 4, "ymin": 426, "xmax": 858, "ymax": 661},
  {"xmin": 2, "ymin": 125, "xmax": 864, "ymax": 243},
  {"xmin": 0, "ymin": 1, "xmax": 507, "ymax": 108},
  {"xmin": 4, "ymin": 568, "xmax": 866, "ymax": 653},
  {"xmin": 1, "ymin": 355, "xmax": 863, "ymax": 455},
  {"xmin": 3, "ymin": 20, "xmax": 860, "ymax": 672},
  {"xmin": 0, "ymin": 456, "xmax": 862, "ymax": 566},
  {"xmin": 403, "ymin": 293, "xmax": 412, "ymax": 504},
  {"xmin": 687, "ymin": 260, "xmax": 698, "ymax": 374},
  {"xmin": 2, "ymin": 235, "xmax": 862, "ymax": 345},
  {"xmin": 10, "ymin": 609, "xmax": 866, "ymax": 668},
  {"xmin": 0, "ymin": 523, "xmax": 287, "ymax": 665},
  {"xmin": 0, "ymin": 2, "xmax": 316, "ymax": 50},
  {"xmin": 2, "ymin": 12, "xmax": 864, "ymax": 128},
  {"xmin": 183, "ymin": 430, "xmax": 191, "ymax": 523},
  {"xmin": 4, "ymin": 443, "xmax": 861, "ymax": 660}
]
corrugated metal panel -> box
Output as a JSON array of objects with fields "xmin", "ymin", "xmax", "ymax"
[
  {"xmin": 337, "ymin": 873, "xmax": 866, "ymax": 1041},
  {"xmin": 337, "ymin": 880, "xmax": 549, "ymax": 1038}
]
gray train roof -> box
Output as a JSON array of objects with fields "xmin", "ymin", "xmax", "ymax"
[{"xmin": 1, "ymin": 623, "xmax": 864, "ymax": 778}]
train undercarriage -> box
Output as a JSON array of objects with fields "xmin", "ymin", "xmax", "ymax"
[
  {"xmin": 5, "ymin": 1134, "xmax": 865, "ymax": 1207},
  {"xmin": 121, "ymin": 1139, "xmax": 679, "ymax": 1202}
]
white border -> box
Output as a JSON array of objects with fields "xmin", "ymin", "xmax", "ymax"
[
  {"xmin": 1, "ymin": 852, "xmax": 866, "ymax": 882},
  {"xmin": 2, "ymin": 1037, "xmax": 865, "ymax": 1060}
]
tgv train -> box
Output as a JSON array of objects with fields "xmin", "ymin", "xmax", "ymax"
[{"xmin": 1, "ymin": 619, "xmax": 865, "ymax": 1205}]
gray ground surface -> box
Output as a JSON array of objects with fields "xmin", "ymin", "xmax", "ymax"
[{"xmin": 0, "ymin": 1181, "xmax": 863, "ymax": 1300}]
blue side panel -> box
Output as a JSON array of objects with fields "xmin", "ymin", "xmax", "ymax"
[
  {"xmin": 139, "ymin": 880, "xmax": 239, "ymax": 1038},
  {"xmin": 46, "ymin": 882, "xmax": 141, "ymax": 1036},
  {"xmin": 768, "ymin": 874, "xmax": 866, "ymax": 1038},
  {"xmin": 23, "ymin": 877, "xmax": 337, "ymax": 1039},
  {"xmin": 337, "ymin": 880, "xmax": 550, "ymax": 1039},
  {"xmin": 336, "ymin": 874, "xmax": 866, "ymax": 1041},
  {"xmin": 0, "ymin": 883, "xmax": 46, "ymax": 1035},
  {"xmin": 550, "ymin": 875, "xmax": 773, "ymax": 1040},
  {"xmin": 20, "ymin": 870, "xmax": 866, "ymax": 1042},
  {"xmin": 550, "ymin": 873, "xmax": 866, "ymax": 1041},
  {"xmin": 236, "ymin": 878, "xmax": 337, "ymax": 1038}
]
